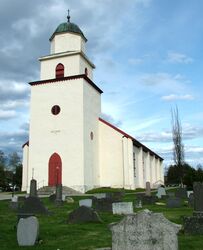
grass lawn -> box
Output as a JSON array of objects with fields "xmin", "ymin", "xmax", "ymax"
[{"xmin": 0, "ymin": 193, "xmax": 202, "ymax": 250}]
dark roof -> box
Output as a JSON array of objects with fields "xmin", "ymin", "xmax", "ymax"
[
  {"xmin": 50, "ymin": 22, "xmax": 87, "ymax": 41},
  {"xmin": 99, "ymin": 117, "xmax": 164, "ymax": 161},
  {"xmin": 22, "ymin": 141, "xmax": 29, "ymax": 148},
  {"xmin": 29, "ymin": 74, "xmax": 103, "ymax": 94}
]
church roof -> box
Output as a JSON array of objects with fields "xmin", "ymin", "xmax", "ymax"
[{"xmin": 50, "ymin": 22, "xmax": 87, "ymax": 42}]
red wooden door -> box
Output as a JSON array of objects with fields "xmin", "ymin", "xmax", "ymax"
[{"xmin": 48, "ymin": 153, "xmax": 62, "ymax": 186}]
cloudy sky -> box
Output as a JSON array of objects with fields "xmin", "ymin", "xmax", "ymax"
[{"xmin": 0, "ymin": 0, "xmax": 203, "ymax": 169}]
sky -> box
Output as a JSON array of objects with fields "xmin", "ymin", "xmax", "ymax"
[{"xmin": 0, "ymin": 0, "xmax": 203, "ymax": 170}]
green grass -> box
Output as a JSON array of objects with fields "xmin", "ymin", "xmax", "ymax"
[
  {"xmin": 86, "ymin": 187, "xmax": 145, "ymax": 194},
  {"xmin": 0, "ymin": 194, "xmax": 202, "ymax": 250}
]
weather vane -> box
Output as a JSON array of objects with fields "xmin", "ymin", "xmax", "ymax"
[{"xmin": 67, "ymin": 9, "xmax": 70, "ymax": 23}]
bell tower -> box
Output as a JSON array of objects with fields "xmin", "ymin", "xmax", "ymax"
[{"xmin": 26, "ymin": 13, "xmax": 102, "ymax": 193}]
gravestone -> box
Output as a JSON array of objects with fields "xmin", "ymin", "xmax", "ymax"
[
  {"xmin": 93, "ymin": 198, "xmax": 113, "ymax": 212},
  {"xmin": 17, "ymin": 216, "xmax": 39, "ymax": 246},
  {"xmin": 141, "ymin": 195, "xmax": 157, "ymax": 205},
  {"xmin": 49, "ymin": 193, "xmax": 56, "ymax": 202},
  {"xmin": 184, "ymin": 182, "xmax": 203, "ymax": 234},
  {"xmin": 9, "ymin": 196, "xmax": 18, "ymax": 210},
  {"xmin": 94, "ymin": 193, "xmax": 107, "ymax": 199},
  {"xmin": 135, "ymin": 200, "xmax": 142, "ymax": 208},
  {"xmin": 55, "ymin": 184, "xmax": 63, "ymax": 205},
  {"xmin": 62, "ymin": 194, "xmax": 66, "ymax": 201},
  {"xmin": 68, "ymin": 206, "xmax": 102, "ymax": 224},
  {"xmin": 145, "ymin": 182, "xmax": 151, "ymax": 196},
  {"xmin": 79, "ymin": 199, "xmax": 92, "ymax": 208},
  {"xmin": 18, "ymin": 196, "xmax": 49, "ymax": 215},
  {"xmin": 12, "ymin": 196, "xmax": 18, "ymax": 202},
  {"xmin": 175, "ymin": 187, "xmax": 187, "ymax": 199},
  {"xmin": 66, "ymin": 197, "xmax": 74, "ymax": 203},
  {"xmin": 110, "ymin": 210, "xmax": 181, "ymax": 250},
  {"xmin": 156, "ymin": 186, "xmax": 166, "ymax": 199},
  {"xmin": 30, "ymin": 179, "xmax": 37, "ymax": 197},
  {"xmin": 166, "ymin": 197, "xmax": 181, "ymax": 208},
  {"xmin": 112, "ymin": 202, "xmax": 133, "ymax": 215},
  {"xmin": 106, "ymin": 192, "xmax": 124, "ymax": 202},
  {"xmin": 188, "ymin": 193, "xmax": 194, "ymax": 208}
]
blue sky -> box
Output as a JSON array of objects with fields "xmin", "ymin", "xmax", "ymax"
[{"xmin": 0, "ymin": 0, "xmax": 203, "ymax": 170}]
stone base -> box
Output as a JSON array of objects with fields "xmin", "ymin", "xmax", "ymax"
[{"xmin": 184, "ymin": 216, "xmax": 203, "ymax": 234}]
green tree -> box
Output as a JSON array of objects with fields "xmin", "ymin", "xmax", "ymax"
[
  {"xmin": 8, "ymin": 152, "xmax": 22, "ymax": 189},
  {"xmin": 0, "ymin": 150, "xmax": 6, "ymax": 188}
]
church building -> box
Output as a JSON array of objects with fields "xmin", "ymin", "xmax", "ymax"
[{"xmin": 22, "ymin": 15, "xmax": 164, "ymax": 193}]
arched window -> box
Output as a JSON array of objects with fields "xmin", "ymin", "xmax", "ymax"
[
  {"xmin": 55, "ymin": 63, "xmax": 64, "ymax": 78},
  {"xmin": 85, "ymin": 67, "xmax": 88, "ymax": 76}
]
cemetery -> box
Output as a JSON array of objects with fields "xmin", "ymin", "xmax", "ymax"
[{"xmin": 0, "ymin": 182, "xmax": 203, "ymax": 249}]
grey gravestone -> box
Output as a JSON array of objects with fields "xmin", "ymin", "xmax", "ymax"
[
  {"xmin": 18, "ymin": 196, "xmax": 49, "ymax": 215},
  {"xmin": 156, "ymin": 186, "xmax": 166, "ymax": 199},
  {"xmin": 94, "ymin": 193, "xmax": 107, "ymax": 199},
  {"xmin": 166, "ymin": 197, "xmax": 181, "ymax": 208},
  {"xmin": 145, "ymin": 182, "xmax": 151, "ymax": 196},
  {"xmin": 187, "ymin": 191, "xmax": 193, "ymax": 198},
  {"xmin": 141, "ymin": 195, "xmax": 157, "ymax": 205},
  {"xmin": 12, "ymin": 196, "xmax": 18, "ymax": 202},
  {"xmin": 175, "ymin": 187, "xmax": 187, "ymax": 199},
  {"xmin": 55, "ymin": 184, "xmax": 63, "ymax": 205},
  {"xmin": 184, "ymin": 182, "xmax": 203, "ymax": 234},
  {"xmin": 188, "ymin": 193, "xmax": 194, "ymax": 208},
  {"xmin": 17, "ymin": 216, "xmax": 39, "ymax": 246},
  {"xmin": 135, "ymin": 200, "xmax": 142, "ymax": 208},
  {"xmin": 93, "ymin": 198, "xmax": 113, "ymax": 212},
  {"xmin": 68, "ymin": 206, "xmax": 102, "ymax": 223},
  {"xmin": 112, "ymin": 202, "xmax": 133, "ymax": 215},
  {"xmin": 62, "ymin": 194, "xmax": 66, "ymax": 201},
  {"xmin": 106, "ymin": 192, "xmax": 124, "ymax": 202},
  {"xmin": 79, "ymin": 199, "xmax": 92, "ymax": 207},
  {"xmin": 110, "ymin": 210, "xmax": 181, "ymax": 250},
  {"xmin": 30, "ymin": 179, "xmax": 37, "ymax": 197},
  {"xmin": 9, "ymin": 201, "xmax": 18, "ymax": 210}
]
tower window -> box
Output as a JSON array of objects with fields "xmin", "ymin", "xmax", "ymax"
[
  {"xmin": 90, "ymin": 131, "xmax": 94, "ymax": 140},
  {"xmin": 51, "ymin": 105, "xmax": 61, "ymax": 115},
  {"xmin": 56, "ymin": 63, "xmax": 64, "ymax": 78},
  {"xmin": 85, "ymin": 67, "xmax": 88, "ymax": 76}
]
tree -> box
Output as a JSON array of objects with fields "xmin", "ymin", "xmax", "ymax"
[
  {"xmin": 8, "ymin": 152, "xmax": 22, "ymax": 189},
  {"xmin": 0, "ymin": 150, "xmax": 6, "ymax": 188},
  {"xmin": 171, "ymin": 106, "xmax": 185, "ymax": 184}
]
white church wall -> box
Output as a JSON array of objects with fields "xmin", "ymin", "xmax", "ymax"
[
  {"xmin": 40, "ymin": 54, "xmax": 81, "ymax": 80},
  {"xmin": 83, "ymin": 80, "xmax": 101, "ymax": 191},
  {"xmin": 50, "ymin": 33, "xmax": 85, "ymax": 54},
  {"xmin": 28, "ymin": 79, "xmax": 87, "ymax": 192},
  {"xmin": 79, "ymin": 56, "xmax": 93, "ymax": 80},
  {"xmin": 22, "ymin": 145, "xmax": 29, "ymax": 191},
  {"xmin": 98, "ymin": 121, "xmax": 135, "ymax": 189}
]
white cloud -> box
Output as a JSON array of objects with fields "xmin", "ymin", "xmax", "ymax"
[
  {"xmin": 0, "ymin": 110, "xmax": 17, "ymax": 120},
  {"xmin": 167, "ymin": 51, "xmax": 193, "ymax": 64},
  {"xmin": 161, "ymin": 94, "xmax": 194, "ymax": 101}
]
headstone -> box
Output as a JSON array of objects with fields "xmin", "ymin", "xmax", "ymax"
[
  {"xmin": 9, "ymin": 201, "xmax": 18, "ymax": 210},
  {"xmin": 106, "ymin": 192, "xmax": 124, "ymax": 202},
  {"xmin": 12, "ymin": 195, "xmax": 18, "ymax": 202},
  {"xmin": 55, "ymin": 184, "xmax": 63, "ymax": 205},
  {"xmin": 188, "ymin": 193, "xmax": 194, "ymax": 208},
  {"xmin": 184, "ymin": 182, "xmax": 203, "ymax": 234},
  {"xmin": 175, "ymin": 187, "xmax": 187, "ymax": 199},
  {"xmin": 18, "ymin": 196, "xmax": 49, "ymax": 215},
  {"xmin": 79, "ymin": 199, "xmax": 92, "ymax": 208},
  {"xmin": 17, "ymin": 216, "xmax": 39, "ymax": 246},
  {"xmin": 68, "ymin": 206, "xmax": 102, "ymax": 224},
  {"xmin": 166, "ymin": 197, "xmax": 181, "ymax": 208},
  {"xmin": 193, "ymin": 182, "xmax": 203, "ymax": 215},
  {"xmin": 141, "ymin": 195, "xmax": 157, "ymax": 205},
  {"xmin": 156, "ymin": 186, "xmax": 166, "ymax": 199},
  {"xmin": 66, "ymin": 197, "xmax": 74, "ymax": 203},
  {"xmin": 145, "ymin": 182, "xmax": 151, "ymax": 196},
  {"xmin": 135, "ymin": 200, "xmax": 142, "ymax": 208},
  {"xmin": 94, "ymin": 193, "xmax": 107, "ymax": 199},
  {"xmin": 93, "ymin": 198, "xmax": 113, "ymax": 212},
  {"xmin": 110, "ymin": 210, "xmax": 181, "ymax": 250},
  {"xmin": 29, "ymin": 179, "xmax": 37, "ymax": 197},
  {"xmin": 112, "ymin": 202, "xmax": 133, "ymax": 215},
  {"xmin": 49, "ymin": 193, "xmax": 56, "ymax": 202},
  {"xmin": 62, "ymin": 194, "xmax": 66, "ymax": 201}
]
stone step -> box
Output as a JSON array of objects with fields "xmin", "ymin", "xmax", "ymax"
[{"xmin": 37, "ymin": 186, "xmax": 82, "ymax": 195}]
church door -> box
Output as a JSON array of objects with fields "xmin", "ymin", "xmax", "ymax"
[{"xmin": 48, "ymin": 153, "xmax": 62, "ymax": 186}]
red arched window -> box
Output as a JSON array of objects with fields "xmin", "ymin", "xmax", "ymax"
[
  {"xmin": 85, "ymin": 67, "xmax": 88, "ymax": 76},
  {"xmin": 55, "ymin": 63, "xmax": 64, "ymax": 78}
]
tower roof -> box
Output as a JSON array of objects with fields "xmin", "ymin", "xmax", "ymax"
[{"xmin": 49, "ymin": 22, "xmax": 87, "ymax": 42}]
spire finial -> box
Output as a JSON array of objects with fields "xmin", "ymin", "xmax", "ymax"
[{"xmin": 67, "ymin": 9, "xmax": 70, "ymax": 23}]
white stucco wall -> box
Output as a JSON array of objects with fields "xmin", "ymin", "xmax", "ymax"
[
  {"xmin": 50, "ymin": 33, "xmax": 86, "ymax": 54},
  {"xmin": 98, "ymin": 121, "xmax": 134, "ymax": 189},
  {"xmin": 40, "ymin": 53, "xmax": 93, "ymax": 81}
]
